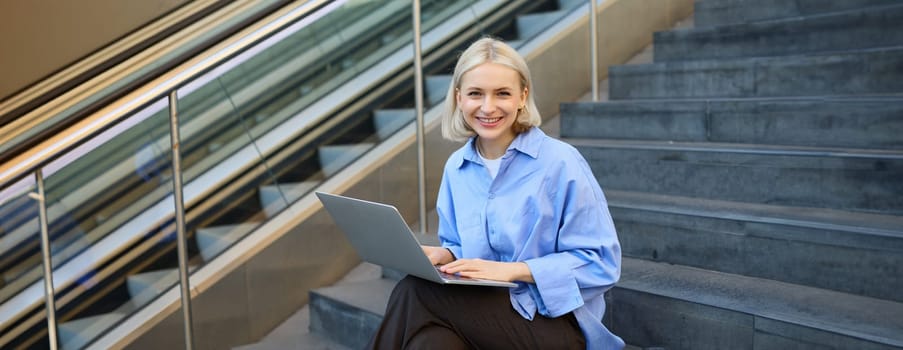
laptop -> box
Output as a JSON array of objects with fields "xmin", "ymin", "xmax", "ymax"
[{"xmin": 316, "ymin": 192, "xmax": 517, "ymax": 288}]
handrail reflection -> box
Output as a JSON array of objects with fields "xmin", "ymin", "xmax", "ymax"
[{"xmin": 0, "ymin": 0, "xmax": 335, "ymax": 192}]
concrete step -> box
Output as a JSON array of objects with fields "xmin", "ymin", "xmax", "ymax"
[
  {"xmin": 557, "ymin": 0, "xmax": 585, "ymax": 11},
  {"xmin": 613, "ymin": 257, "xmax": 903, "ymax": 349},
  {"xmin": 507, "ymin": 0, "xmax": 579, "ymax": 49},
  {"xmin": 58, "ymin": 312, "xmax": 127, "ymax": 350},
  {"xmin": 232, "ymin": 306, "xmax": 352, "ymax": 350},
  {"xmin": 127, "ymin": 268, "xmax": 180, "ymax": 307},
  {"xmin": 317, "ymin": 143, "xmax": 374, "ymax": 177},
  {"xmin": 425, "ymin": 75, "xmax": 452, "ymax": 108},
  {"xmin": 656, "ymin": 4, "xmax": 903, "ymax": 62},
  {"xmin": 372, "ymin": 108, "xmax": 415, "ymax": 140},
  {"xmin": 606, "ymin": 190, "xmax": 903, "ymax": 302},
  {"xmin": 233, "ymin": 331, "xmax": 351, "ymax": 350},
  {"xmin": 309, "ymin": 278, "xmax": 396, "ymax": 350},
  {"xmin": 694, "ymin": 0, "xmax": 902, "ymax": 27},
  {"xmin": 306, "ymin": 236, "xmax": 440, "ymax": 348},
  {"xmin": 608, "ymin": 46, "xmax": 903, "ymax": 99},
  {"xmin": 567, "ymin": 138, "xmax": 903, "ymax": 214},
  {"xmin": 195, "ymin": 223, "xmax": 260, "ymax": 262},
  {"xmin": 309, "ymin": 259, "xmax": 903, "ymax": 349},
  {"xmin": 258, "ymin": 180, "xmax": 319, "ymax": 218},
  {"xmin": 516, "ymin": 10, "xmax": 568, "ymax": 41},
  {"xmin": 559, "ymin": 97, "xmax": 903, "ymax": 149},
  {"xmin": 235, "ymin": 263, "xmax": 383, "ymax": 349}
]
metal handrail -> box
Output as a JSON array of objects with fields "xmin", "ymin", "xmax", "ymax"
[
  {"xmin": 0, "ymin": 0, "xmax": 237, "ymax": 126},
  {"xmin": 2, "ymin": 0, "xmax": 488, "ymax": 346},
  {"xmin": 412, "ymin": 0, "xmax": 428, "ymax": 234},
  {"xmin": 0, "ymin": 1, "xmax": 289, "ymax": 165},
  {"xmin": 33, "ymin": 170, "xmax": 58, "ymax": 350},
  {"xmin": 167, "ymin": 90, "xmax": 195, "ymax": 350},
  {"xmin": 0, "ymin": 2, "xmax": 333, "ymax": 347},
  {"xmin": 0, "ymin": 0, "xmax": 332, "ymax": 192},
  {"xmin": 0, "ymin": 0, "xmax": 601, "ymax": 347},
  {"xmin": 590, "ymin": 0, "xmax": 600, "ymax": 102}
]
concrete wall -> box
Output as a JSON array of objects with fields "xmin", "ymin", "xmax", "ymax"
[{"xmin": 0, "ymin": 0, "xmax": 189, "ymax": 101}]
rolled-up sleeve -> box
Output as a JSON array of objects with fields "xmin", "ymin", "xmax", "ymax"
[{"xmin": 524, "ymin": 158, "xmax": 621, "ymax": 317}]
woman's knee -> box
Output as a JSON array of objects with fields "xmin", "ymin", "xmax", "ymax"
[
  {"xmin": 387, "ymin": 275, "xmax": 430, "ymax": 306},
  {"xmin": 394, "ymin": 275, "xmax": 429, "ymax": 295}
]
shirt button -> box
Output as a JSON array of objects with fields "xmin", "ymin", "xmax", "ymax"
[{"xmin": 489, "ymin": 193, "xmax": 495, "ymax": 199}]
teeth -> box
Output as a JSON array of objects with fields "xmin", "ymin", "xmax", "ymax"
[{"xmin": 479, "ymin": 117, "xmax": 501, "ymax": 123}]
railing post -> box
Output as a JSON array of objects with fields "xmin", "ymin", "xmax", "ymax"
[
  {"xmin": 412, "ymin": 0, "xmax": 428, "ymax": 234},
  {"xmin": 168, "ymin": 91, "xmax": 195, "ymax": 350},
  {"xmin": 590, "ymin": 0, "xmax": 600, "ymax": 102},
  {"xmin": 33, "ymin": 169, "xmax": 59, "ymax": 350}
]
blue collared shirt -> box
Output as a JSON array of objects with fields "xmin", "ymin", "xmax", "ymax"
[{"xmin": 437, "ymin": 127, "xmax": 624, "ymax": 350}]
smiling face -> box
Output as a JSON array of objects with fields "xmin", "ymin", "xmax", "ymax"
[{"xmin": 456, "ymin": 62, "xmax": 527, "ymax": 157}]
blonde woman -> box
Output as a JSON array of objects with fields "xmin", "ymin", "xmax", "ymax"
[{"xmin": 369, "ymin": 37, "xmax": 624, "ymax": 350}]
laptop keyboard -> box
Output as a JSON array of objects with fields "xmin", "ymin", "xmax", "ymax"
[{"xmin": 437, "ymin": 268, "xmax": 473, "ymax": 281}]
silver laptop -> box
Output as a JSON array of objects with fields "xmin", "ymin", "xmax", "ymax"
[{"xmin": 316, "ymin": 192, "xmax": 517, "ymax": 288}]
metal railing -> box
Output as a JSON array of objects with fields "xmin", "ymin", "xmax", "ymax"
[
  {"xmin": 0, "ymin": 0, "xmax": 602, "ymax": 348},
  {"xmin": 0, "ymin": 1, "xmax": 339, "ymax": 348},
  {"xmin": 0, "ymin": 1, "xmax": 289, "ymax": 167},
  {"xmin": 590, "ymin": 0, "xmax": 600, "ymax": 102}
]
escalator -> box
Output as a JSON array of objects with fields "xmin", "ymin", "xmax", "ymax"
[{"xmin": 0, "ymin": 0, "xmax": 584, "ymax": 348}]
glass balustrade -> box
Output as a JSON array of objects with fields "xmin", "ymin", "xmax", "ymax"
[
  {"xmin": 0, "ymin": 0, "xmax": 477, "ymax": 348},
  {"xmin": 47, "ymin": 97, "xmax": 179, "ymax": 350},
  {"xmin": 0, "ymin": 176, "xmax": 48, "ymax": 349}
]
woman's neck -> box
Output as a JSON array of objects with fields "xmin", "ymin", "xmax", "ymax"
[{"xmin": 476, "ymin": 137, "xmax": 511, "ymax": 160}]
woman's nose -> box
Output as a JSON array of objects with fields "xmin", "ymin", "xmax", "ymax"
[{"xmin": 480, "ymin": 96, "xmax": 496, "ymax": 113}]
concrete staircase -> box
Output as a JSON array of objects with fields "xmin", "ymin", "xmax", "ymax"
[
  {"xmin": 237, "ymin": 0, "xmax": 903, "ymax": 348},
  {"xmin": 560, "ymin": 0, "xmax": 903, "ymax": 348}
]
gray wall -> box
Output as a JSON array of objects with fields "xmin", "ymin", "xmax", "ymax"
[{"xmin": 0, "ymin": 0, "xmax": 189, "ymax": 100}]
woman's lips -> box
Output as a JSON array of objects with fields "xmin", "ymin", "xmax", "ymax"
[{"xmin": 476, "ymin": 116, "xmax": 502, "ymax": 126}]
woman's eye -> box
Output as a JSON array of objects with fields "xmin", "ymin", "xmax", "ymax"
[{"xmin": 468, "ymin": 91, "xmax": 481, "ymax": 97}]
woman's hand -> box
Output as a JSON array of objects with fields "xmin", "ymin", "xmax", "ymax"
[
  {"xmin": 421, "ymin": 245, "xmax": 455, "ymax": 266},
  {"xmin": 439, "ymin": 259, "xmax": 534, "ymax": 283}
]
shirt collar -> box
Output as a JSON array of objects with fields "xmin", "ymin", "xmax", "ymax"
[{"xmin": 457, "ymin": 127, "xmax": 544, "ymax": 168}]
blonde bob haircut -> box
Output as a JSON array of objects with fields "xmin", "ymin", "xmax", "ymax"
[{"xmin": 441, "ymin": 37, "xmax": 541, "ymax": 142}]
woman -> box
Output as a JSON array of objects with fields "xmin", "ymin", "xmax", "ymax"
[{"xmin": 369, "ymin": 37, "xmax": 623, "ymax": 350}]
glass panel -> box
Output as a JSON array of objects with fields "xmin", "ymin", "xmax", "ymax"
[
  {"xmin": 0, "ymin": 176, "xmax": 51, "ymax": 349},
  {"xmin": 0, "ymin": 179, "xmax": 42, "ymax": 304},
  {"xmin": 0, "ymin": 96, "xmax": 183, "ymax": 349},
  {"xmin": 47, "ymin": 98, "xmax": 178, "ymax": 350},
  {"xmin": 178, "ymin": 0, "xmax": 475, "ymax": 169},
  {"xmin": 175, "ymin": 83, "xmax": 273, "ymax": 266},
  {"xmin": 46, "ymin": 99, "xmax": 178, "ymax": 349},
  {"xmin": 0, "ymin": 1, "xmax": 482, "ymax": 348}
]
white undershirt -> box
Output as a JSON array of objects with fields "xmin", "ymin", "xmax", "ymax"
[{"xmin": 479, "ymin": 152, "xmax": 502, "ymax": 179}]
